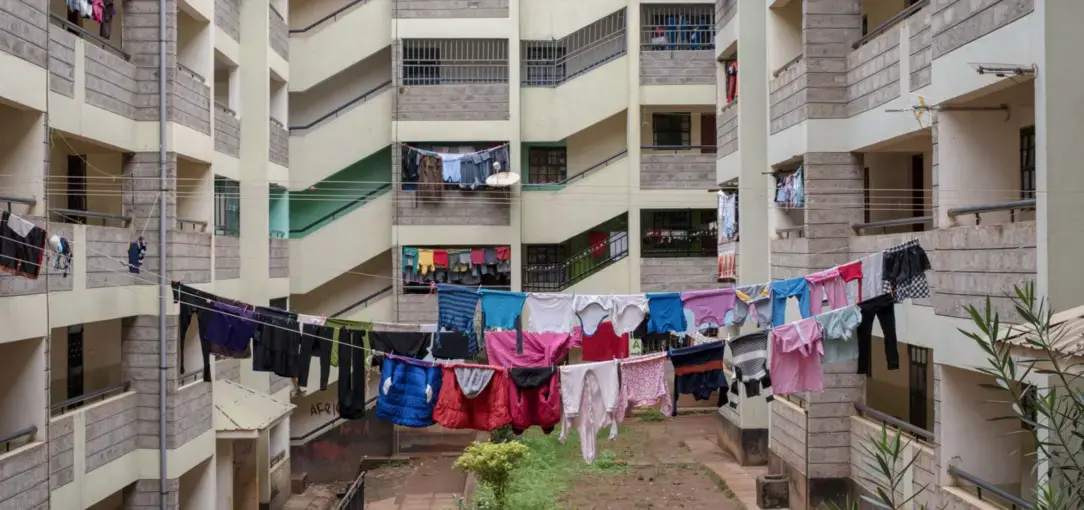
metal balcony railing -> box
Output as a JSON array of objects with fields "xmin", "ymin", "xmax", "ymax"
[
  {"xmin": 52, "ymin": 208, "xmax": 133, "ymax": 227},
  {"xmin": 401, "ymin": 39, "xmax": 509, "ymax": 86},
  {"xmin": 523, "ymin": 231, "xmax": 629, "ymax": 292},
  {"xmin": 0, "ymin": 426, "xmax": 37, "ymax": 453},
  {"xmin": 948, "ymin": 465, "xmax": 1034, "ymax": 510},
  {"xmin": 947, "ymin": 199, "xmax": 1036, "ymax": 225},
  {"xmin": 50, "ymin": 381, "xmax": 132, "ymax": 417},
  {"xmin": 0, "ymin": 194, "xmax": 36, "ymax": 212},
  {"xmin": 852, "ymin": 216, "xmax": 933, "ymax": 235},
  {"xmin": 854, "ymin": 403, "xmax": 934, "ymax": 441},
  {"xmin": 49, "ymin": 13, "xmax": 129, "ymax": 60},
  {"xmin": 853, "ymin": 0, "xmax": 929, "ymax": 50},
  {"xmin": 332, "ymin": 285, "xmax": 393, "ymax": 318},
  {"xmin": 640, "ymin": 4, "xmax": 715, "ymax": 51},
  {"xmin": 642, "ymin": 228, "xmax": 717, "ymax": 257},
  {"xmin": 288, "ymin": 80, "xmax": 392, "ymax": 131},
  {"xmin": 521, "ymin": 9, "xmax": 627, "ymax": 87},
  {"xmin": 289, "ymin": 0, "xmax": 370, "ymax": 34}
]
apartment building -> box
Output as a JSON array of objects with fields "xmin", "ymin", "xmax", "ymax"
[
  {"xmin": 283, "ymin": 0, "xmax": 731, "ymax": 468},
  {"xmin": 0, "ymin": 0, "xmax": 293, "ymax": 507},
  {"xmin": 716, "ymin": 0, "xmax": 1084, "ymax": 509}
]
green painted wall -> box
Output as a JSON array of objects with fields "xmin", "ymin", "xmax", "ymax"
[{"xmin": 289, "ymin": 146, "xmax": 392, "ymax": 237}]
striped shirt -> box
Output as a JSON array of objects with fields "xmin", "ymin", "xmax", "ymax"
[{"xmin": 437, "ymin": 284, "xmax": 482, "ymax": 356}]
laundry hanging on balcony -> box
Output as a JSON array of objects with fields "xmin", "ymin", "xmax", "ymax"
[
  {"xmin": 402, "ymin": 246, "xmax": 511, "ymax": 288},
  {"xmin": 0, "ymin": 211, "xmax": 49, "ymax": 279},
  {"xmin": 65, "ymin": 0, "xmax": 117, "ymax": 38},
  {"xmin": 401, "ymin": 144, "xmax": 510, "ymax": 194},
  {"xmin": 774, "ymin": 167, "xmax": 805, "ymax": 208},
  {"xmin": 725, "ymin": 61, "xmax": 738, "ymax": 103}
]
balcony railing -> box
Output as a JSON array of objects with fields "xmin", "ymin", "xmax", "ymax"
[
  {"xmin": 0, "ymin": 426, "xmax": 36, "ymax": 453},
  {"xmin": 523, "ymin": 231, "xmax": 629, "ymax": 292},
  {"xmin": 852, "ymin": 0, "xmax": 929, "ymax": 50},
  {"xmin": 288, "ymin": 184, "xmax": 392, "ymax": 238},
  {"xmin": 289, "ymin": 0, "xmax": 370, "ymax": 33},
  {"xmin": 180, "ymin": 369, "xmax": 203, "ymax": 387},
  {"xmin": 640, "ymin": 5, "xmax": 715, "ymax": 50},
  {"xmin": 947, "ymin": 199, "xmax": 1036, "ymax": 225},
  {"xmin": 335, "ymin": 470, "xmax": 367, "ymax": 510},
  {"xmin": 401, "ymin": 39, "xmax": 509, "ymax": 85},
  {"xmin": 948, "ymin": 465, "xmax": 1034, "ymax": 510},
  {"xmin": 772, "ymin": 54, "xmax": 803, "ymax": 79},
  {"xmin": 177, "ymin": 218, "xmax": 208, "ymax": 232},
  {"xmin": 52, "ymin": 208, "xmax": 133, "ymax": 227},
  {"xmin": 0, "ymin": 193, "xmax": 36, "ymax": 212},
  {"xmin": 50, "ymin": 381, "xmax": 131, "ymax": 417},
  {"xmin": 332, "ymin": 285, "xmax": 393, "ymax": 318},
  {"xmin": 523, "ymin": 149, "xmax": 628, "ymax": 189},
  {"xmin": 642, "ymin": 228, "xmax": 717, "ymax": 257},
  {"xmin": 288, "ymin": 80, "xmax": 392, "ymax": 131},
  {"xmin": 49, "ymin": 13, "xmax": 129, "ymax": 60},
  {"xmin": 852, "ymin": 216, "xmax": 932, "ymax": 235},
  {"xmin": 776, "ymin": 226, "xmax": 804, "ymax": 239},
  {"xmin": 521, "ymin": 10, "xmax": 627, "ymax": 87},
  {"xmin": 854, "ymin": 403, "xmax": 933, "ymax": 441}
]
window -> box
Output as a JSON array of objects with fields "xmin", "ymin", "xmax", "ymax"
[
  {"xmin": 908, "ymin": 345, "xmax": 930, "ymax": 432},
  {"xmin": 528, "ymin": 147, "xmax": 567, "ymax": 184},
  {"xmin": 214, "ymin": 176, "xmax": 240, "ymax": 236},
  {"xmin": 67, "ymin": 325, "xmax": 84, "ymax": 402},
  {"xmin": 523, "ymin": 244, "xmax": 570, "ymax": 292},
  {"xmin": 403, "ymin": 45, "xmax": 440, "ymax": 86},
  {"xmin": 652, "ymin": 113, "xmax": 691, "ymax": 147},
  {"xmin": 641, "ymin": 209, "xmax": 717, "ymax": 257},
  {"xmin": 863, "ymin": 167, "xmax": 871, "ymax": 224},
  {"xmin": 1020, "ymin": 126, "xmax": 1036, "ymax": 199},
  {"xmin": 524, "ymin": 45, "xmax": 566, "ymax": 86}
]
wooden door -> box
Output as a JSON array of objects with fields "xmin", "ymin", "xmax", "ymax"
[{"xmin": 700, "ymin": 113, "xmax": 717, "ymax": 154}]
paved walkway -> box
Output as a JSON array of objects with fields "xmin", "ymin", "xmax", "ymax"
[
  {"xmin": 367, "ymin": 493, "xmax": 459, "ymax": 510},
  {"xmin": 684, "ymin": 437, "xmax": 772, "ymax": 510}
]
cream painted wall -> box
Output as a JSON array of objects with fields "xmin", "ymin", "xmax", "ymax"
[
  {"xmin": 861, "ymin": 0, "xmax": 907, "ymax": 33},
  {"xmin": 48, "ymin": 142, "xmax": 125, "ymax": 216},
  {"xmin": 566, "ymin": 111, "xmax": 627, "ymax": 177},
  {"xmin": 290, "ymin": 250, "xmax": 393, "ymax": 316},
  {"xmin": 288, "ymin": 0, "xmax": 391, "ymax": 93},
  {"xmin": 939, "ymin": 366, "xmax": 1031, "ymax": 488},
  {"xmin": 936, "ymin": 85, "xmax": 1034, "ymax": 227},
  {"xmin": 520, "ymin": 0, "xmax": 626, "ymax": 39},
  {"xmin": 288, "ymin": 48, "xmax": 392, "ymax": 127},
  {"xmin": 178, "ymin": 9, "xmax": 213, "ymax": 78},
  {"xmin": 216, "ymin": 439, "xmax": 235, "ymax": 510},
  {"xmin": 177, "ymin": 159, "xmax": 214, "ymax": 223},
  {"xmin": 49, "ymin": 319, "xmax": 123, "ymax": 405},
  {"xmin": 0, "ymin": 337, "xmax": 46, "ymax": 435},
  {"xmin": 0, "ymin": 107, "xmax": 45, "ymax": 215},
  {"xmin": 767, "ymin": 1, "xmax": 802, "ymax": 72},
  {"xmin": 271, "ymin": 79, "xmax": 289, "ymax": 125},
  {"xmin": 289, "ymin": 386, "xmax": 340, "ymax": 440},
  {"xmin": 864, "ymin": 150, "xmax": 932, "ymax": 224},
  {"xmin": 179, "ymin": 457, "xmax": 216, "ymax": 510}
]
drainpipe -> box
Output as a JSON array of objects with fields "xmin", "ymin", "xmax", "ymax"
[{"xmin": 157, "ymin": 0, "xmax": 169, "ymax": 506}]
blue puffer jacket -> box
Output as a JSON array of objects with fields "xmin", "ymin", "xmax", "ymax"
[{"xmin": 376, "ymin": 355, "xmax": 444, "ymax": 428}]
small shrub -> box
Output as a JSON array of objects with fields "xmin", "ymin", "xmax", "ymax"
[
  {"xmin": 455, "ymin": 441, "xmax": 530, "ymax": 510},
  {"xmin": 490, "ymin": 425, "xmax": 516, "ymax": 444}
]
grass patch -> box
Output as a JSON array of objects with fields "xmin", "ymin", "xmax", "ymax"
[
  {"xmin": 466, "ymin": 427, "xmax": 639, "ymax": 510},
  {"xmin": 636, "ymin": 408, "xmax": 666, "ymax": 422}
]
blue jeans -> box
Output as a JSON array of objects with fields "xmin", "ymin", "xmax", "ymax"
[{"xmin": 770, "ymin": 277, "xmax": 812, "ymax": 326}]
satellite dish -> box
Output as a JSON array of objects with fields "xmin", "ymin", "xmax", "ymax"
[{"xmin": 486, "ymin": 172, "xmax": 520, "ymax": 188}]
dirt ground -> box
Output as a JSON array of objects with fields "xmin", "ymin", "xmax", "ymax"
[
  {"xmin": 364, "ymin": 455, "xmax": 467, "ymax": 504},
  {"xmin": 559, "ymin": 414, "xmax": 744, "ymax": 510}
]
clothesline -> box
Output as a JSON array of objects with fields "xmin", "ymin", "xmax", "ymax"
[{"xmin": 403, "ymin": 143, "xmax": 510, "ymax": 158}]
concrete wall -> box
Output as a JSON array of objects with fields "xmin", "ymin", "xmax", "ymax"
[
  {"xmin": 804, "ymin": 152, "xmax": 865, "ymax": 269},
  {"xmin": 393, "ymin": 0, "xmax": 509, "ymax": 19},
  {"xmin": 215, "ymin": 235, "xmax": 241, "ymax": 280},
  {"xmin": 394, "ymin": 84, "xmax": 512, "ymax": 122},
  {"xmin": 802, "ymin": 0, "xmax": 861, "ymax": 122},
  {"xmin": 769, "ymin": 58, "xmax": 806, "ymax": 134},
  {"xmin": 173, "ymin": 69, "xmax": 212, "ymax": 135},
  {"xmin": 0, "ymin": 0, "xmax": 47, "ymax": 69},
  {"xmin": 270, "ymin": 119, "xmax": 289, "ymax": 166},
  {"xmin": 172, "ymin": 231, "xmax": 213, "ymax": 284},
  {"xmin": 929, "ymin": 0, "xmax": 1033, "ymax": 60},
  {"xmin": 215, "ymin": 358, "xmax": 241, "ymax": 383},
  {"xmin": 846, "ymin": 25, "xmax": 901, "ymax": 117},
  {"xmin": 85, "ymin": 43, "xmax": 139, "ymax": 120},
  {"xmin": 640, "ymin": 257, "xmax": 717, "ymax": 292},
  {"xmin": 908, "ymin": 6, "xmax": 932, "ymax": 91},
  {"xmin": 717, "ymin": 101, "xmax": 738, "ymax": 159},
  {"xmin": 0, "ymin": 442, "xmax": 48, "ymax": 509},
  {"xmin": 214, "ymin": 106, "xmax": 241, "ymax": 157},
  {"xmin": 123, "ymin": 0, "xmax": 177, "ymax": 122},
  {"xmin": 215, "ymin": 0, "xmax": 241, "ymax": 41},
  {"xmin": 84, "ymin": 392, "xmax": 138, "ymax": 473},
  {"xmin": 51, "ymin": 413, "xmax": 76, "ymax": 490},
  {"xmin": 269, "ymin": 8, "xmax": 288, "ymax": 60},
  {"xmin": 396, "ymin": 293, "xmax": 439, "ymax": 324},
  {"xmin": 86, "ymin": 226, "xmax": 154, "ymax": 289},
  {"xmin": 50, "ymin": 29, "xmax": 76, "ymax": 97},
  {"xmin": 639, "ymin": 50, "xmax": 715, "ymax": 86}
]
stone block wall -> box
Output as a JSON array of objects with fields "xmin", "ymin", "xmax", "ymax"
[
  {"xmin": 270, "ymin": 119, "xmax": 289, "ymax": 166},
  {"xmin": 84, "ymin": 392, "xmax": 138, "ymax": 473},
  {"xmin": 0, "ymin": 219, "xmax": 74, "ymax": 297},
  {"xmin": 393, "ymin": 0, "xmax": 510, "ymax": 18},
  {"xmin": 770, "ymin": 399, "xmax": 807, "ymax": 476},
  {"xmin": 121, "ymin": 315, "xmax": 178, "ymax": 450},
  {"xmin": 908, "ymin": 6, "xmax": 932, "ymax": 91},
  {"xmin": 639, "ymin": 50, "xmax": 715, "ymax": 86},
  {"xmin": 173, "ymin": 68, "xmax": 211, "ymax": 135},
  {"xmin": 802, "ymin": 0, "xmax": 862, "ymax": 121},
  {"xmin": 215, "ymin": 358, "xmax": 241, "ymax": 383},
  {"xmin": 215, "ymin": 235, "xmax": 241, "ymax": 280},
  {"xmin": 49, "ymin": 29, "xmax": 77, "ymax": 97},
  {"xmin": 396, "ymin": 294, "xmax": 439, "ymax": 324},
  {"xmin": 394, "ymin": 84, "xmax": 511, "ymax": 121},
  {"xmin": 215, "ymin": 0, "xmax": 240, "ymax": 41},
  {"xmin": 170, "ymin": 231, "xmax": 212, "ymax": 284},
  {"xmin": 717, "ymin": 0, "xmax": 736, "ymax": 30},
  {"xmin": 51, "ymin": 414, "xmax": 75, "ymax": 490},
  {"xmin": 269, "ymin": 238, "xmax": 289, "ymax": 278},
  {"xmin": 170, "ymin": 378, "xmax": 212, "ymax": 449},
  {"xmin": 929, "ymin": 0, "xmax": 1033, "ymax": 60},
  {"xmin": 85, "ymin": 43, "xmax": 139, "ymax": 119},
  {"xmin": 769, "ymin": 58, "xmax": 807, "ymax": 134},
  {"xmin": 803, "ymin": 152, "xmax": 864, "ymax": 269},
  {"xmin": 123, "ymin": 478, "xmax": 179, "ymax": 510},
  {"xmin": 269, "ymin": 374, "xmax": 291, "ymax": 394},
  {"xmin": 123, "ymin": 0, "xmax": 178, "ymax": 123},
  {"xmin": 0, "ymin": 442, "xmax": 48, "ymax": 509},
  {"xmin": 270, "ymin": 7, "xmax": 288, "ymax": 59},
  {"xmin": 717, "ymin": 101, "xmax": 738, "ymax": 159},
  {"xmin": 214, "ymin": 105, "xmax": 240, "ymax": 157},
  {"xmin": 0, "ymin": 0, "xmax": 47, "ymax": 69},
  {"xmin": 846, "ymin": 25, "xmax": 901, "ymax": 117},
  {"xmin": 86, "ymin": 225, "xmax": 153, "ymax": 288},
  {"xmin": 640, "ymin": 154, "xmax": 716, "ymax": 190},
  {"xmin": 770, "ymin": 237, "xmax": 812, "ymax": 280},
  {"xmin": 640, "ymin": 257, "xmax": 719, "ymax": 292},
  {"xmin": 395, "ymin": 189, "xmax": 511, "ymax": 225},
  {"xmin": 805, "ymin": 359, "xmax": 863, "ymax": 479}
]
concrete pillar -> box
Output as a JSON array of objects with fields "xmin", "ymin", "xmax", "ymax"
[
  {"xmin": 122, "ymin": 315, "xmax": 179, "ymax": 450},
  {"xmin": 627, "ymin": 3, "xmax": 642, "ymax": 290},
  {"xmin": 803, "ymin": 152, "xmax": 863, "ymax": 270},
  {"xmin": 508, "ymin": 0, "xmax": 523, "ymax": 291},
  {"xmin": 238, "ymin": 0, "xmax": 271, "ymax": 306},
  {"xmin": 801, "ymin": 0, "xmax": 862, "ymax": 120},
  {"xmin": 122, "ymin": 0, "xmax": 178, "ymax": 123},
  {"xmin": 930, "ymin": 115, "xmax": 940, "ymax": 228},
  {"xmin": 735, "ymin": 0, "xmax": 772, "ymax": 437},
  {"xmin": 257, "ymin": 429, "xmax": 272, "ymax": 509},
  {"xmin": 123, "ymin": 478, "xmax": 180, "ymax": 510},
  {"xmin": 1035, "ymin": 0, "xmax": 1084, "ymax": 310},
  {"xmin": 122, "ymin": 152, "xmax": 179, "ymax": 282}
]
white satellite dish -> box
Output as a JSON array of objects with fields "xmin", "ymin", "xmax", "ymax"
[{"xmin": 486, "ymin": 172, "xmax": 520, "ymax": 188}]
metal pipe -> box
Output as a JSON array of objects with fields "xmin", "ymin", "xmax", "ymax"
[{"xmin": 157, "ymin": 0, "xmax": 169, "ymax": 504}]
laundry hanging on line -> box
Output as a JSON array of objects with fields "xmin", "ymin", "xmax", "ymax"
[{"xmin": 400, "ymin": 144, "xmax": 511, "ymax": 194}]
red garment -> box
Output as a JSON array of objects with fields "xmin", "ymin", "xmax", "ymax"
[
  {"xmin": 588, "ymin": 231, "xmax": 607, "ymax": 257},
  {"xmin": 496, "ymin": 246, "xmax": 510, "ymax": 260},
  {"xmin": 581, "ymin": 321, "xmax": 629, "ymax": 361},
  {"xmin": 471, "ymin": 248, "xmax": 485, "ymax": 265},
  {"xmin": 837, "ymin": 260, "xmax": 863, "ymax": 301},
  {"xmin": 507, "ymin": 367, "xmax": 561, "ymax": 435},
  {"xmin": 433, "ymin": 364, "xmax": 512, "ymax": 432},
  {"xmin": 433, "ymin": 249, "xmax": 449, "ymax": 268}
]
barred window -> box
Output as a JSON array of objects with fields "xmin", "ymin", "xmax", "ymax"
[
  {"xmin": 528, "ymin": 147, "xmax": 567, "ymax": 184},
  {"xmin": 214, "ymin": 176, "xmax": 240, "ymax": 237},
  {"xmin": 652, "ymin": 113, "xmax": 691, "ymax": 147}
]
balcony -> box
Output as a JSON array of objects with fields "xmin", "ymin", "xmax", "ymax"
[
  {"xmin": 270, "ymin": 5, "xmax": 288, "ymax": 61},
  {"xmin": 270, "ymin": 117, "xmax": 289, "ymax": 168},
  {"xmin": 523, "ymin": 227, "xmax": 630, "ymax": 294},
  {"xmin": 521, "ymin": 148, "xmax": 630, "ymax": 243},
  {"xmin": 394, "ymin": 39, "xmax": 510, "ymax": 128},
  {"xmin": 0, "ymin": 0, "xmax": 47, "ymax": 109},
  {"xmin": 393, "ymin": 142, "xmax": 512, "ymax": 228},
  {"xmin": 214, "ymin": 103, "xmax": 240, "ymax": 159},
  {"xmin": 289, "ymin": 0, "xmax": 391, "ymax": 93},
  {"xmin": 519, "ymin": 9, "xmax": 628, "ymax": 142},
  {"xmin": 640, "ymin": 145, "xmax": 717, "ymax": 190},
  {"xmin": 715, "ymin": 0, "xmax": 736, "ymax": 59},
  {"xmin": 639, "ymin": 5, "xmax": 715, "ymax": 88},
  {"xmin": 0, "ymin": 427, "xmax": 47, "ymax": 509},
  {"xmin": 640, "ymin": 226, "xmax": 718, "ymax": 292}
]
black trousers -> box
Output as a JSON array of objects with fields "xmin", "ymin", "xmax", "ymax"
[
  {"xmin": 338, "ymin": 329, "xmax": 368, "ymax": 420},
  {"xmin": 857, "ymin": 294, "xmax": 899, "ymax": 375},
  {"xmin": 298, "ymin": 324, "xmax": 333, "ymax": 390}
]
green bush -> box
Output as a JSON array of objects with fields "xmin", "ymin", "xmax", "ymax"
[{"xmin": 455, "ymin": 441, "xmax": 530, "ymax": 509}]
